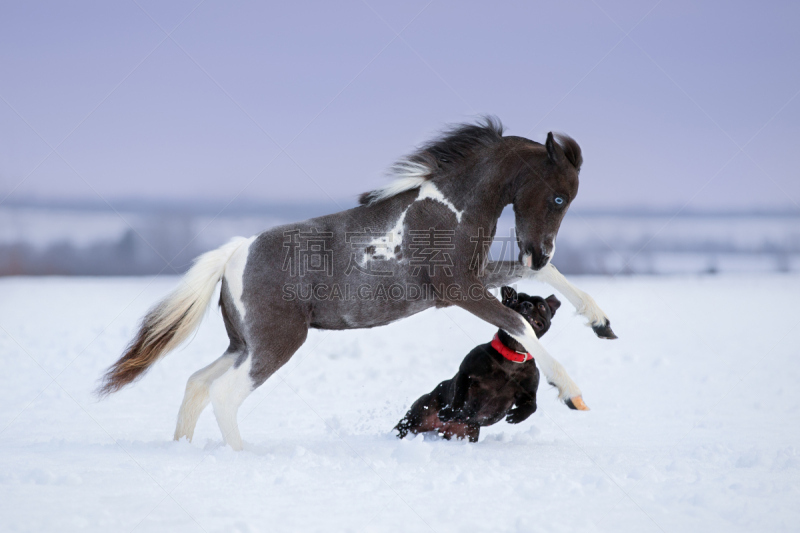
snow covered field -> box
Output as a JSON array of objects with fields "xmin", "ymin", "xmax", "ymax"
[{"xmin": 1, "ymin": 274, "xmax": 799, "ymax": 532}]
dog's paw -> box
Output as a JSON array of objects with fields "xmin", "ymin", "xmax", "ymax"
[
  {"xmin": 591, "ymin": 318, "xmax": 617, "ymax": 339},
  {"xmin": 505, "ymin": 409, "xmax": 527, "ymax": 424}
]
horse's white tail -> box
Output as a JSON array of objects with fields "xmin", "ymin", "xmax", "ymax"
[{"xmin": 97, "ymin": 237, "xmax": 251, "ymax": 396}]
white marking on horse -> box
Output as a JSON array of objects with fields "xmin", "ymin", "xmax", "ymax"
[
  {"xmin": 416, "ymin": 181, "xmax": 464, "ymax": 222},
  {"xmin": 174, "ymin": 353, "xmax": 236, "ymax": 441},
  {"xmin": 363, "ymin": 181, "xmax": 464, "ymax": 264},
  {"xmin": 533, "ymin": 263, "xmax": 608, "ymax": 327},
  {"xmin": 224, "ymin": 236, "xmax": 256, "ymax": 320},
  {"xmin": 209, "ymin": 355, "xmax": 254, "ymax": 451},
  {"xmin": 363, "ymin": 156, "xmax": 463, "ymax": 222},
  {"xmin": 541, "ymin": 233, "xmax": 556, "ymax": 264},
  {"xmin": 364, "ymin": 206, "xmax": 409, "ymax": 262},
  {"xmin": 509, "ymin": 315, "xmax": 582, "ymax": 401}
]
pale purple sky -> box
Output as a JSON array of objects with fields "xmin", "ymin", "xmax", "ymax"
[{"xmin": 0, "ymin": 0, "xmax": 798, "ymax": 211}]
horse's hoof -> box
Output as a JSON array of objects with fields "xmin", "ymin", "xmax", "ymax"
[
  {"xmin": 565, "ymin": 396, "xmax": 590, "ymax": 411},
  {"xmin": 592, "ymin": 320, "xmax": 618, "ymax": 339}
]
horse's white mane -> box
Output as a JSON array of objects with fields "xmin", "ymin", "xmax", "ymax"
[{"xmin": 361, "ymin": 160, "xmax": 431, "ymax": 205}]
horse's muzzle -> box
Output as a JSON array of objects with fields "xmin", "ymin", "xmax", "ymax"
[{"xmin": 520, "ymin": 249, "xmax": 550, "ymax": 271}]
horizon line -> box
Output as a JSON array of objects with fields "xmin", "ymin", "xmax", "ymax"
[{"xmin": 2, "ymin": 196, "xmax": 798, "ymax": 218}]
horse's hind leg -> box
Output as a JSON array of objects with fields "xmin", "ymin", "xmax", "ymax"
[
  {"xmin": 209, "ymin": 353, "xmax": 254, "ymax": 451},
  {"xmin": 174, "ymin": 352, "xmax": 236, "ymax": 441},
  {"xmin": 209, "ymin": 311, "xmax": 310, "ymax": 451}
]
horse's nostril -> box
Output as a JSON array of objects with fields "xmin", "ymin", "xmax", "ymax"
[{"xmin": 530, "ymin": 253, "xmax": 549, "ymax": 270}]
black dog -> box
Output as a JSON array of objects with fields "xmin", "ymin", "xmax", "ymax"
[{"xmin": 395, "ymin": 287, "xmax": 561, "ymax": 442}]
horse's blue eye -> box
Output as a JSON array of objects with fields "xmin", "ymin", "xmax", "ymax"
[{"xmin": 554, "ymin": 196, "xmax": 564, "ymax": 205}]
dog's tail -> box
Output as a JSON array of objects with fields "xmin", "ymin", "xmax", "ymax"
[{"xmin": 97, "ymin": 237, "xmax": 251, "ymax": 396}]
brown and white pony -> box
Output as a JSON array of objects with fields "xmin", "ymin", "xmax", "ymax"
[{"xmin": 98, "ymin": 118, "xmax": 616, "ymax": 450}]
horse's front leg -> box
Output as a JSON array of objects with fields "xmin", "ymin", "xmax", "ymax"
[
  {"xmin": 480, "ymin": 260, "xmax": 527, "ymax": 287},
  {"xmin": 450, "ymin": 286, "xmax": 589, "ymax": 410},
  {"xmin": 532, "ymin": 263, "xmax": 616, "ymax": 339},
  {"xmin": 483, "ymin": 261, "xmax": 617, "ymax": 339}
]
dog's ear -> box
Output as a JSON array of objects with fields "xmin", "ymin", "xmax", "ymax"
[
  {"xmin": 501, "ymin": 286, "xmax": 518, "ymax": 306},
  {"xmin": 545, "ymin": 294, "xmax": 561, "ymax": 317}
]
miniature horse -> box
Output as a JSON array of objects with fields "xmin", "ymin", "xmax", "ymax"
[{"xmin": 98, "ymin": 118, "xmax": 616, "ymax": 450}]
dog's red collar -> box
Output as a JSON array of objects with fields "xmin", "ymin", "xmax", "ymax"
[{"xmin": 491, "ymin": 333, "xmax": 533, "ymax": 363}]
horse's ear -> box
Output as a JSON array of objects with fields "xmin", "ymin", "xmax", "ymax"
[
  {"xmin": 501, "ymin": 286, "xmax": 518, "ymax": 306},
  {"xmin": 545, "ymin": 294, "xmax": 561, "ymax": 317},
  {"xmin": 546, "ymin": 132, "xmax": 564, "ymax": 164}
]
